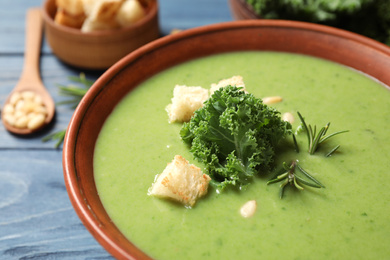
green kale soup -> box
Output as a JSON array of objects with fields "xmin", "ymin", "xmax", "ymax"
[{"xmin": 93, "ymin": 51, "xmax": 390, "ymax": 259}]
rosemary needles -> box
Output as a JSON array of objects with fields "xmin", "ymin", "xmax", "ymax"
[
  {"xmin": 297, "ymin": 111, "xmax": 349, "ymax": 156},
  {"xmin": 268, "ymin": 111, "xmax": 349, "ymax": 199},
  {"xmin": 267, "ymin": 160, "xmax": 325, "ymax": 199},
  {"xmin": 56, "ymin": 73, "xmax": 94, "ymax": 108},
  {"xmin": 42, "ymin": 73, "xmax": 93, "ymax": 148}
]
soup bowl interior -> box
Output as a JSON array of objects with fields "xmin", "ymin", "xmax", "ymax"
[{"xmin": 63, "ymin": 20, "xmax": 390, "ymax": 259}]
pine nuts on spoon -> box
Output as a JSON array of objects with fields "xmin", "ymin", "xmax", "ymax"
[{"xmin": 3, "ymin": 91, "xmax": 48, "ymax": 130}]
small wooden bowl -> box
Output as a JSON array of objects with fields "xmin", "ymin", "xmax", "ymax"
[
  {"xmin": 63, "ymin": 20, "xmax": 390, "ymax": 259},
  {"xmin": 42, "ymin": 0, "xmax": 160, "ymax": 70}
]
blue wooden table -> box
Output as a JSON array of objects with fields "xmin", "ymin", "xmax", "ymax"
[{"xmin": 0, "ymin": 1, "xmax": 232, "ymax": 259}]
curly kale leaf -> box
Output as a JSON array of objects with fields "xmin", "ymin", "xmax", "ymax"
[
  {"xmin": 245, "ymin": 0, "xmax": 390, "ymax": 45},
  {"xmin": 180, "ymin": 86, "xmax": 292, "ymax": 191}
]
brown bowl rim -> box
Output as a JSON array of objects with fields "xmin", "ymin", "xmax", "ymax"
[
  {"xmin": 42, "ymin": 0, "xmax": 159, "ymax": 38},
  {"xmin": 63, "ymin": 19, "xmax": 390, "ymax": 260}
]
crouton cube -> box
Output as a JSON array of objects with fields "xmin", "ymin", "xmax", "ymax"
[
  {"xmin": 54, "ymin": 8, "xmax": 86, "ymax": 29},
  {"xmin": 56, "ymin": 0, "xmax": 85, "ymax": 16},
  {"xmin": 116, "ymin": 0, "xmax": 146, "ymax": 27},
  {"xmin": 166, "ymin": 85, "xmax": 209, "ymax": 123},
  {"xmin": 81, "ymin": 0, "xmax": 122, "ymax": 32},
  {"xmin": 210, "ymin": 75, "xmax": 247, "ymax": 95},
  {"xmin": 89, "ymin": 0, "xmax": 123, "ymax": 23},
  {"xmin": 81, "ymin": 0, "xmax": 96, "ymax": 16},
  {"xmin": 148, "ymin": 155, "xmax": 211, "ymax": 207}
]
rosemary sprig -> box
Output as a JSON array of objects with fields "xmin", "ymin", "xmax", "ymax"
[
  {"xmin": 41, "ymin": 130, "xmax": 66, "ymax": 149},
  {"xmin": 297, "ymin": 111, "xmax": 349, "ymax": 155},
  {"xmin": 267, "ymin": 160, "xmax": 325, "ymax": 199},
  {"xmin": 56, "ymin": 73, "xmax": 93, "ymax": 108},
  {"xmin": 42, "ymin": 73, "xmax": 93, "ymax": 148}
]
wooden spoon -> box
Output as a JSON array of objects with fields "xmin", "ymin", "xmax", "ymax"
[{"xmin": 1, "ymin": 8, "xmax": 55, "ymax": 135}]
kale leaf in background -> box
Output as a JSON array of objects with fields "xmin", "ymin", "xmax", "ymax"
[{"xmin": 245, "ymin": 0, "xmax": 390, "ymax": 45}]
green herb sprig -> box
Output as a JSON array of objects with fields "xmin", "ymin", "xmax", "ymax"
[
  {"xmin": 267, "ymin": 160, "xmax": 325, "ymax": 199},
  {"xmin": 56, "ymin": 73, "xmax": 94, "ymax": 108},
  {"xmin": 180, "ymin": 85, "xmax": 292, "ymax": 191},
  {"xmin": 42, "ymin": 73, "xmax": 93, "ymax": 148},
  {"xmin": 297, "ymin": 111, "xmax": 349, "ymax": 156},
  {"xmin": 41, "ymin": 130, "xmax": 66, "ymax": 149},
  {"xmin": 268, "ymin": 111, "xmax": 348, "ymax": 199}
]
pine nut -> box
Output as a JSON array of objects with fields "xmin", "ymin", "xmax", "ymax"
[
  {"xmin": 3, "ymin": 104, "xmax": 14, "ymax": 114},
  {"xmin": 15, "ymin": 100, "xmax": 25, "ymax": 111},
  {"xmin": 22, "ymin": 101, "xmax": 36, "ymax": 113},
  {"xmin": 34, "ymin": 105, "xmax": 47, "ymax": 115},
  {"xmin": 21, "ymin": 91, "xmax": 35, "ymax": 101},
  {"xmin": 27, "ymin": 114, "xmax": 45, "ymax": 130},
  {"xmin": 282, "ymin": 112, "xmax": 295, "ymax": 124},
  {"xmin": 14, "ymin": 110, "xmax": 25, "ymax": 120},
  {"xmin": 3, "ymin": 114, "xmax": 16, "ymax": 126},
  {"xmin": 240, "ymin": 200, "xmax": 257, "ymax": 218},
  {"xmin": 33, "ymin": 95, "xmax": 43, "ymax": 105},
  {"xmin": 263, "ymin": 96, "xmax": 283, "ymax": 105},
  {"xmin": 9, "ymin": 92, "xmax": 21, "ymax": 105},
  {"xmin": 15, "ymin": 116, "xmax": 29, "ymax": 128}
]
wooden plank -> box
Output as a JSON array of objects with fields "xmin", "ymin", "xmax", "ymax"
[
  {"xmin": 0, "ymin": 150, "xmax": 112, "ymax": 259},
  {"xmin": 0, "ymin": 0, "xmax": 47, "ymax": 53}
]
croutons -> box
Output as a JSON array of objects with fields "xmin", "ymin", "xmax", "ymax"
[
  {"xmin": 166, "ymin": 85, "xmax": 209, "ymax": 123},
  {"xmin": 210, "ymin": 75, "xmax": 246, "ymax": 95},
  {"xmin": 54, "ymin": 0, "xmax": 147, "ymax": 32},
  {"xmin": 148, "ymin": 155, "xmax": 211, "ymax": 207}
]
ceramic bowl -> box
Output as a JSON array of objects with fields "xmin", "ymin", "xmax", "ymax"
[
  {"xmin": 228, "ymin": 0, "xmax": 260, "ymax": 20},
  {"xmin": 42, "ymin": 0, "xmax": 160, "ymax": 70},
  {"xmin": 63, "ymin": 20, "xmax": 390, "ymax": 259}
]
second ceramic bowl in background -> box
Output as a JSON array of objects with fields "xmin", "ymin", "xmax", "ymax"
[{"xmin": 229, "ymin": 0, "xmax": 259, "ymax": 20}]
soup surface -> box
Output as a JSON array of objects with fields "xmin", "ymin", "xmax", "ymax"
[{"xmin": 94, "ymin": 51, "xmax": 390, "ymax": 259}]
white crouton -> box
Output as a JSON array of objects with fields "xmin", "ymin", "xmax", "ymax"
[
  {"xmin": 210, "ymin": 75, "xmax": 247, "ymax": 95},
  {"xmin": 166, "ymin": 85, "xmax": 209, "ymax": 123},
  {"xmin": 148, "ymin": 155, "xmax": 211, "ymax": 207},
  {"xmin": 116, "ymin": 0, "xmax": 146, "ymax": 27},
  {"xmin": 81, "ymin": 18, "xmax": 119, "ymax": 32},
  {"xmin": 81, "ymin": 0, "xmax": 122, "ymax": 32},
  {"xmin": 81, "ymin": 0, "xmax": 96, "ymax": 16}
]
